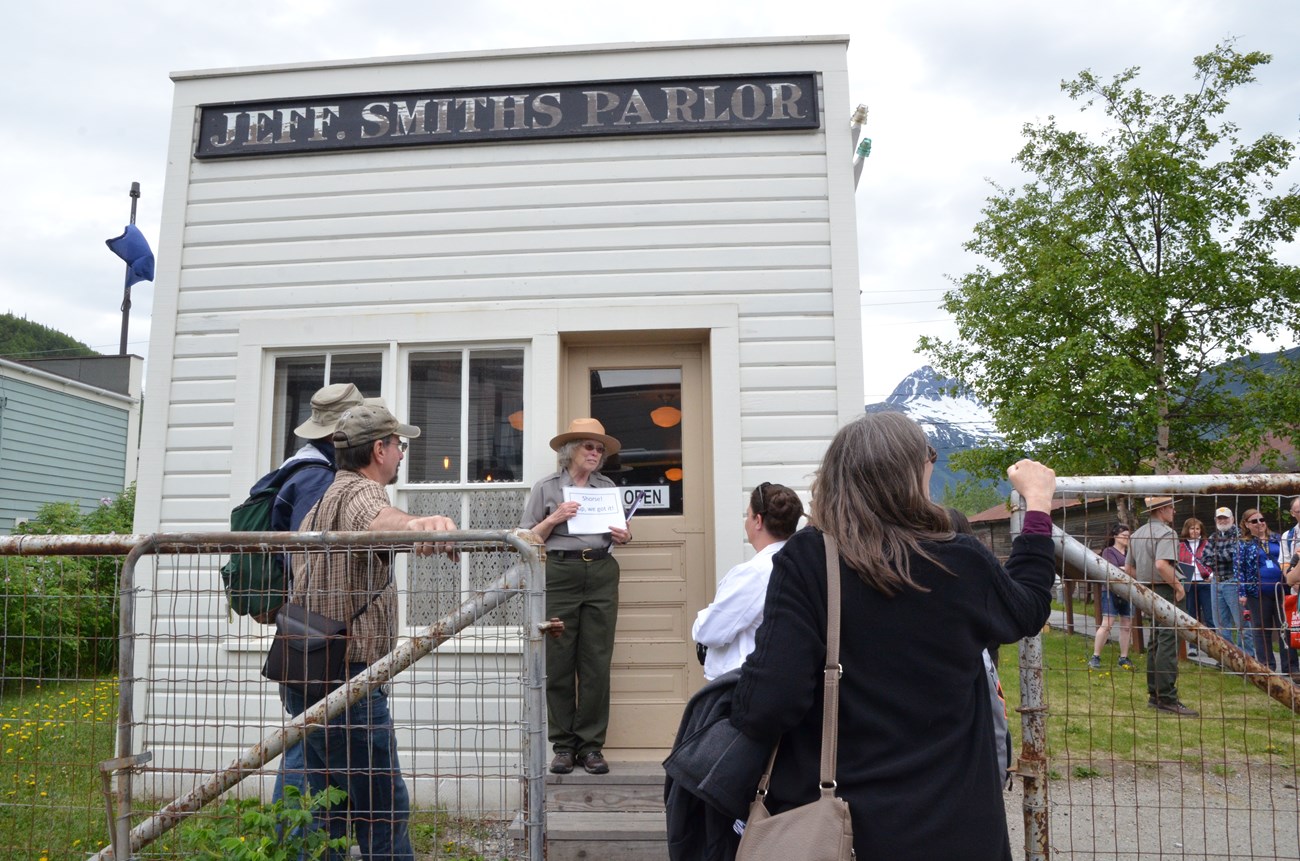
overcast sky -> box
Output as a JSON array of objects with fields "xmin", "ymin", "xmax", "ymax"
[{"xmin": 3, "ymin": 0, "xmax": 1297, "ymax": 402}]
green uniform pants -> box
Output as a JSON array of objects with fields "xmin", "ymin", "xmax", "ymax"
[
  {"xmin": 545, "ymin": 554, "xmax": 620, "ymax": 755},
  {"xmin": 1147, "ymin": 582, "xmax": 1180, "ymax": 704}
]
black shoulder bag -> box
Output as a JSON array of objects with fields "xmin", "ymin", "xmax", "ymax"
[{"xmin": 261, "ymin": 505, "xmax": 387, "ymax": 707}]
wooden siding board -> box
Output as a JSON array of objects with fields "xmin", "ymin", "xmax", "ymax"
[
  {"xmin": 181, "ymin": 222, "xmax": 831, "ymax": 267},
  {"xmin": 187, "ymin": 199, "xmax": 832, "ymax": 245},
  {"xmin": 184, "ymin": 153, "xmax": 828, "ymax": 202}
]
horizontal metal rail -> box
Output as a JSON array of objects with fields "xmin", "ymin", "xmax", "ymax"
[
  {"xmin": 1052, "ymin": 473, "xmax": 1300, "ymax": 497},
  {"xmin": 0, "ymin": 529, "xmax": 537, "ymax": 556}
]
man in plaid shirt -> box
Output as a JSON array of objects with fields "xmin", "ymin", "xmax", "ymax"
[
  {"xmin": 286, "ymin": 404, "xmax": 457, "ymax": 861},
  {"xmin": 1204, "ymin": 506, "xmax": 1253, "ymax": 656}
]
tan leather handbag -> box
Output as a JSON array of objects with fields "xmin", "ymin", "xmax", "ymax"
[{"xmin": 735, "ymin": 534, "xmax": 854, "ymax": 861}]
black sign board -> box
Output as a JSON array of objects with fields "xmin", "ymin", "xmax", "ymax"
[{"xmin": 194, "ymin": 72, "xmax": 819, "ymax": 159}]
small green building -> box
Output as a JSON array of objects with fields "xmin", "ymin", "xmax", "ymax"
[{"xmin": 0, "ymin": 355, "xmax": 142, "ymax": 532}]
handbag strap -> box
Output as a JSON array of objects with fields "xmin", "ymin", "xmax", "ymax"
[
  {"xmin": 820, "ymin": 533, "xmax": 842, "ymax": 788},
  {"xmin": 753, "ymin": 531, "xmax": 843, "ymax": 797}
]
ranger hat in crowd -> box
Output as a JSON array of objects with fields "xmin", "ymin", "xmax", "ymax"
[
  {"xmin": 1143, "ymin": 495, "xmax": 1177, "ymax": 511},
  {"xmin": 294, "ymin": 383, "xmax": 364, "ymax": 439},
  {"xmin": 1214, "ymin": 507, "xmax": 1234, "ymax": 519},
  {"xmin": 549, "ymin": 417, "xmax": 621, "ymax": 456},
  {"xmin": 332, "ymin": 404, "xmax": 421, "ymax": 450}
]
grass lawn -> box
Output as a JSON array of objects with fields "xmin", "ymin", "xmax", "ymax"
[
  {"xmin": 0, "ymin": 678, "xmax": 117, "ymax": 860},
  {"xmin": 3, "ymin": 635, "xmax": 1295, "ymax": 858},
  {"xmin": 998, "ymin": 627, "xmax": 1300, "ymax": 775}
]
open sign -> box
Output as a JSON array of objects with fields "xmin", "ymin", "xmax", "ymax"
[{"xmin": 622, "ymin": 486, "xmax": 670, "ymax": 511}]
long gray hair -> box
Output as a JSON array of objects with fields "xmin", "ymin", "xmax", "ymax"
[{"xmin": 811, "ymin": 413, "xmax": 953, "ymax": 595}]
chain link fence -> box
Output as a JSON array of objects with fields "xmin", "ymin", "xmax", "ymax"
[
  {"xmin": 1010, "ymin": 474, "xmax": 1300, "ymax": 860},
  {"xmin": 0, "ymin": 530, "xmax": 546, "ymax": 861}
]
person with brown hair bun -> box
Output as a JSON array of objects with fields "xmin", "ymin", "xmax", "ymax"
[{"xmin": 693, "ymin": 482, "xmax": 804, "ymax": 681}]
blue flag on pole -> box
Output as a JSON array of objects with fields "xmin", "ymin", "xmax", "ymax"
[{"xmin": 105, "ymin": 224, "xmax": 155, "ymax": 286}]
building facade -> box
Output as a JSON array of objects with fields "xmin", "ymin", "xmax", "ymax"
[{"xmin": 134, "ymin": 36, "xmax": 863, "ymax": 802}]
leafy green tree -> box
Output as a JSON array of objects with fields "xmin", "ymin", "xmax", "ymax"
[
  {"xmin": 941, "ymin": 478, "xmax": 1004, "ymax": 516},
  {"xmin": 0, "ymin": 312, "xmax": 97, "ymax": 360},
  {"xmin": 921, "ymin": 43, "xmax": 1300, "ymax": 479}
]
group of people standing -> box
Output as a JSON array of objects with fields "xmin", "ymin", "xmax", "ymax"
[{"xmin": 1091, "ymin": 498, "xmax": 1300, "ymax": 693}]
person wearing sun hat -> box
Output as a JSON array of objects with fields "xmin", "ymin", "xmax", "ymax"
[
  {"xmin": 285, "ymin": 402, "xmax": 458, "ymax": 860},
  {"xmin": 1127, "ymin": 495, "xmax": 1197, "ymax": 716},
  {"xmin": 248, "ymin": 382, "xmax": 369, "ymax": 815},
  {"xmin": 519, "ymin": 418, "xmax": 632, "ymax": 776}
]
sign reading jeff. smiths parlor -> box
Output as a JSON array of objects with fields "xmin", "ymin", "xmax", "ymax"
[{"xmin": 195, "ymin": 73, "xmax": 819, "ymax": 159}]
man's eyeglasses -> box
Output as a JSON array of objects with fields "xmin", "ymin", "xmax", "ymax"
[
  {"xmin": 926, "ymin": 445, "xmax": 938, "ymax": 465},
  {"xmin": 752, "ymin": 482, "xmax": 772, "ymax": 515},
  {"xmin": 581, "ymin": 442, "xmax": 606, "ymax": 454},
  {"xmin": 386, "ymin": 438, "xmax": 408, "ymax": 453}
]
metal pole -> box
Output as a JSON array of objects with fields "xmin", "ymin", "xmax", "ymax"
[
  {"xmin": 1009, "ymin": 492, "xmax": 1050, "ymax": 861},
  {"xmin": 519, "ymin": 532, "xmax": 547, "ymax": 861},
  {"xmin": 119, "ymin": 182, "xmax": 140, "ymax": 356}
]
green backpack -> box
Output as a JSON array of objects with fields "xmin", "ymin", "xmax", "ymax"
[{"xmin": 220, "ymin": 460, "xmax": 329, "ymax": 620}]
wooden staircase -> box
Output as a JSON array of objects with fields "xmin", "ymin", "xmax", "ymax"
[{"xmin": 543, "ymin": 760, "xmax": 669, "ymax": 860}]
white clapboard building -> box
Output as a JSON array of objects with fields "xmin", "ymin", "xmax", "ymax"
[{"xmin": 133, "ymin": 35, "xmax": 863, "ymax": 805}]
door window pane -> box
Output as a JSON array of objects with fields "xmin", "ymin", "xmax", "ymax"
[{"xmin": 590, "ymin": 368, "xmax": 683, "ymax": 516}]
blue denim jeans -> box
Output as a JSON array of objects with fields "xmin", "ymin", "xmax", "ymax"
[
  {"xmin": 1212, "ymin": 581, "xmax": 1254, "ymax": 655},
  {"xmin": 283, "ymin": 666, "xmax": 414, "ymax": 861}
]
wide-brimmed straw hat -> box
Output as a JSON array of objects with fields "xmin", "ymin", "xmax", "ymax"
[
  {"xmin": 1143, "ymin": 495, "xmax": 1178, "ymax": 512},
  {"xmin": 549, "ymin": 418, "xmax": 621, "ymax": 456},
  {"xmin": 294, "ymin": 383, "xmax": 364, "ymax": 439}
]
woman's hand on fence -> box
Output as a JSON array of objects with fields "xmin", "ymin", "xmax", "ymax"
[{"xmin": 1007, "ymin": 459, "xmax": 1056, "ymax": 513}]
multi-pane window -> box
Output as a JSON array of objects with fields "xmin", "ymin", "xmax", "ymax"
[
  {"xmin": 270, "ymin": 352, "xmax": 383, "ymax": 467},
  {"xmin": 407, "ymin": 349, "xmax": 524, "ymax": 484}
]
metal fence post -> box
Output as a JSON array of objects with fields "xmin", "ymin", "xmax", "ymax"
[
  {"xmin": 520, "ymin": 532, "xmax": 547, "ymax": 861},
  {"xmin": 1009, "ymin": 492, "xmax": 1051, "ymax": 861}
]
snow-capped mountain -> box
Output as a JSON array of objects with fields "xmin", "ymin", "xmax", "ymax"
[{"xmin": 865, "ymin": 366, "xmax": 1004, "ymax": 497}]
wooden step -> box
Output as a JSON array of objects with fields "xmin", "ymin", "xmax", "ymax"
[
  {"xmin": 544, "ymin": 811, "xmax": 668, "ymax": 861},
  {"xmin": 546, "ymin": 760, "xmax": 666, "ymax": 813}
]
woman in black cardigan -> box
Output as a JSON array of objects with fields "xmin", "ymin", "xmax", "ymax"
[{"xmin": 730, "ymin": 412, "xmax": 1057, "ymax": 861}]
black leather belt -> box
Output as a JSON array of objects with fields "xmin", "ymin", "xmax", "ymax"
[{"xmin": 548, "ymin": 547, "xmax": 611, "ymax": 562}]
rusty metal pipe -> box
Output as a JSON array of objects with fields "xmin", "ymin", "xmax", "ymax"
[
  {"xmin": 0, "ymin": 529, "xmax": 533, "ymax": 557},
  {"xmin": 1053, "ymin": 473, "xmax": 1300, "ymax": 497}
]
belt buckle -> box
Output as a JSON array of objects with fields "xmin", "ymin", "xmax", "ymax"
[{"xmin": 581, "ymin": 548, "xmax": 596, "ymax": 562}]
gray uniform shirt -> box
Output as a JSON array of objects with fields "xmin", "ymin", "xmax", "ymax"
[
  {"xmin": 1129, "ymin": 518, "xmax": 1178, "ymax": 584},
  {"xmin": 519, "ymin": 469, "xmax": 616, "ymax": 553}
]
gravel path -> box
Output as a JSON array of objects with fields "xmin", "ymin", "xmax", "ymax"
[{"xmin": 1004, "ymin": 762, "xmax": 1300, "ymax": 859}]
